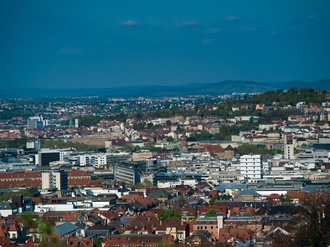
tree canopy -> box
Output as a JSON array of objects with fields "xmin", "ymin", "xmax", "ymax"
[{"xmin": 158, "ymin": 209, "xmax": 181, "ymax": 221}]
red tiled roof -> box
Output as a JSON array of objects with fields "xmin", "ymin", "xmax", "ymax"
[
  {"xmin": 0, "ymin": 180, "xmax": 41, "ymax": 188},
  {"xmin": 0, "ymin": 172, "xmax": 41, "ymax": 179},
  {"xmin": 68, "ymin": 170, "xmax": 91, "ymax": 177}
]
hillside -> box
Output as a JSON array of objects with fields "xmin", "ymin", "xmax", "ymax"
[{"xmin": 1, "ymin": 79, "xmax": 329, "ymax": 98}]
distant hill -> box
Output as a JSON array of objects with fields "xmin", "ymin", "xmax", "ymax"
[
  {"xmin": 277, "ymin": 79, "xmax": 330, "ymax": 91},
  {"xmin": 1, "ymin": 79, "xmax": 329, "ymax": 98},
  {"xmin": 190, "ymin": 80, "xmax": 276, "ymax": 95}
]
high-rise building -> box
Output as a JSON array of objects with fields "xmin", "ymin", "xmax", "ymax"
[
  {"xmin": 75, "ymin": 119, "xmax": 79, "ymax": 128},
  {"xmin": 42, "ymin": 170, "xmax": 68, "ymax": 191},
  {"xmin": 27, "ymin": 115, "xmax": 44, "ymax": 129},
  {"xmin": 114, "ymin": 161, "xmax": 146, "ymax": 184},
  {"xmin": 240, "ymin": 154, "xmax": 263, "ymax": 181},
  {"xmin": 34, "ymin": 150, "xmax": 61, "ymax": 166},
  {"xmin": 283, "ymin": 133, "xmax": 295, "ymax": 159}
]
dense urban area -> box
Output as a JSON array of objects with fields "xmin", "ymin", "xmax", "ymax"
[{"xmin": 0, "ymin": 87, "xmax": 329, "ymax": 247}]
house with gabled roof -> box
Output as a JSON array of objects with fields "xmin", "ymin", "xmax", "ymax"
[
  {"xmin": 53, "ymin": 221, "xmax": 80, "ymax": 237},
  {"xmin": 155, "ymin": 218, "xmax": 189, "ymax": 243}
]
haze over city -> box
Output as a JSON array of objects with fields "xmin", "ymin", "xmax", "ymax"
[{"xmin": 1, "ymin": 0, "xmax": 330, "ymax": 90}]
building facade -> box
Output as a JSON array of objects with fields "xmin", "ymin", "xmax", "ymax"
[
  {"xmin": 114, "ymin": 161, "xmax": 146, "ymax": 184},
  {"xmin": 42, "ymin": 170, "xmax": 68, "ymax": 191},
  {"xmin": 240, "ymin": 154, "xmax": 263, "ymax": 181}
]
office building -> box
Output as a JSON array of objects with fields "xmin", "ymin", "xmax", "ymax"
[
  {"xmin": 27, "ymin": 115, "xmax": 46, "ymax": 129},
  {"xmin": 42, "ymin": 170, "xmax": 68, "ymax": 191},
  {"xmin": 240, "ymin": 154, "xmax": 263, "ymax": 181},
  {"xmin": 114, "ymin": 161, "xmax": 146, "ymax": 184},
  {"xmin": 34, "ymin": 149, "xmax": 63, "ymax": 166}
]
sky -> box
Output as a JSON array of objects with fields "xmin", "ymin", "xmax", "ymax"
[{"xmin": 1, "ymin": 0, "xmax": 330, "ymax": 89}]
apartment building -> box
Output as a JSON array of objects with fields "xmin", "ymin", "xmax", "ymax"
[{"xmin": 240, "ymin": 154, "xmax": 263, "ymax": 181}]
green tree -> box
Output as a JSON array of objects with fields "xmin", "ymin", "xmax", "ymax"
[
  {"xmin": 280, "ymin": 194, "xmax": 290, "ymax": 202},
  {"xmin": 165, "ymin": 120, "xmax": 172, "ymax": 126},
  {"xmin": 177, "ymin": 195, "xmax": 185, "ymax": 208},
  {"xmin": 209, "ymin": 196, "xmax": 217, "ymax": 206},
  {"xmin": 94, "ymin": 237, "xmax": 102, "ymax": 247},
  {"xmin": 166, "ymin": 136, "xmax": 174, "ymax": 142},
  {"xmin": 158, "ymin": 210, "xmax": 181, "ymax": 221},
  {"xmin": 236, "ymin": 143, "xmax": 275, "ymax": 155},
  {"xmin": 190, "ymin": 130, "xmax": 213, "ymax": 139},
  {"xmin": 38, "ymin": 221, "xmax": 63, "ymax": 247},
  {"xmin": 205, "ymin": 209, "xmax": 220, "ymax": 217},
  {"xmin": 18, "ymin": 212, "xmax": 37, "ymax": 229}
]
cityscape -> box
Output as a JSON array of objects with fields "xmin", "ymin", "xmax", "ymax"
[
  {"xmin": 0, "ymin": 88, "xmax": 329, "ymax": 247},
  {"xmin": 1, "ymin": 1, "xmax": 330, "ymax": 247}
]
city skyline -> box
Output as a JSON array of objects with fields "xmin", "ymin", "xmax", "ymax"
[{"xmin": 1, "ymin": 0, "xmax": 330, "ymax": 90}]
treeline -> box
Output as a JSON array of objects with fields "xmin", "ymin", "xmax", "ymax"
[
  {"xmin": 0, "ymin": 139, "xmax": 98, "ymax": 152},
  {"xmin": 0, "ymin": 138, "xmax": 28, "ymax": 148},
  {"xmin": 76, "ymin": 112, "xmax": 127, "ymax": 127},
  {"xmin": 249, "ymin": 88, "xmax": 327, "ymax": 105},
  {"xmin": 41, "ymin": 140, "xmax": 98, "ymax": 151}
]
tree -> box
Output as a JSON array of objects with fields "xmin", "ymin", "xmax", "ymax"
[
  {"xmin": 165, "ymin": 120, "xmax": 172, "ymax": 126},
  {"xmin": 293, "ymin": 191, "xmax": 330, "ymax": 247},
  {"xmin": 209, "ymin": 196, "xmax": 216, "ymax": 206},
  {"xmin": 219, "ymin": 194, "xmax": 232, "ymax": 200},
  {"xmin": 166, "ymin": 136, "xmax": 174, "ymax": 142},
  {"xmin": 158, "ymin": 210, "xmax": 181, "ymax": 221},
  {"xmin": 38, "ymin": 221, "xmax": 63, "ymax": 247},
  {"xmin": 280, "ymin": 194, "xmax": 290, "ymax": 202},
  {"xmin": 177, "ymin": 195, "xmax": 185, "ymax": 208},
  {"xmin": 205, "ymin": 209, "xmax": 220, "ymax": 217},
  {"xmin": 147, "ymin": 122, "xmax": 154, "ymax": 129},
  {"xmin": 236, "ymin": 143, "xmax": 275, "ymax": 155},
  {"xmin": 94, "ymin": 237, "xmax": 102, "ymax": 247},
  {"xmin": 18, "ymin": 212, "xmax": 37, "ymax": 229},
  {"xmin": 131, "ymin": 179, "xmax": 154, "ymax": 191},
  {"xmin": 190, "ymin": 130, "xmax": 213, "ymax": 139}
]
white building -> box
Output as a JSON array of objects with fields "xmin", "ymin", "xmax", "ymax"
[
  {"xmin": 77, "ymin": 153, "xmax": 108, "ymax": 167},
  {"xmin": 26, "ymin": 140, "xmax": 41, "ymax": 151},
  {"xmin": 42, "ymin": 170, "xmax": 68, "ymax": 191},
  {"xmin": 240, "ymin": 154, "xmax": 263, "ymax": 181},
  {"xmin": 27, "ymin": 115, "xmax": 49, "ymax": 129}
]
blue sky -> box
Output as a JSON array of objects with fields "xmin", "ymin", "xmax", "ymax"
[{"xmin": 1, "ymin": 0, "xmax": 330, "ymax": 89}]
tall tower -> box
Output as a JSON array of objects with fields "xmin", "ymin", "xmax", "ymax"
[
  {"xmin": 283, "ymin": 133, "xmax": 294, "ymax": 159},
  {"xmin": 179, "ymin": 134, "xmax": 188, "ymax": 152},
  {"xmin": 75, "ymin": 119, "xmax": 79, "ymax": 128}
]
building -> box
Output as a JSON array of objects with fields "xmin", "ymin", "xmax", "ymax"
[
  {"xmin": 103, "ymin": 234, "xmax": 174, "ymax": 247},
  {"xmin": 283, "ymin": 133, "xmax": 295, "ymax": 160},
  {"xmin": 34, "ymin": 149, "xmax": 61, "ymax": 166},
  {"xmin": 132, "ymin": 151, "xmax": 153, "ymax": 161},
  {"xmin": 74, "ymin": 119, "xmax": 79, "ymax": 128},
  {"xmin": 27, "ymin": 115, "xmax": 47, "ymax": 129},
  {"xmin": 77, "ymin": 153, "xmax": 107, "ymax": 167},
  {"xmin": 193, "ymin": 215, "xmax": 224, "ymax": 240},
  {"xmin": 42, "ymin": 170, "xmax": 68, "ymax": 191},
  {"xmin": 26, "ymin": 140, "xmax": 41, "ymax": 151},
  {"xmin": 114, "ymin": 161, "xmax": 146, "ymax": 184},
  {"xmin": 240, "ymin": 154, "xmax": 263, "ymax": 181}
]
